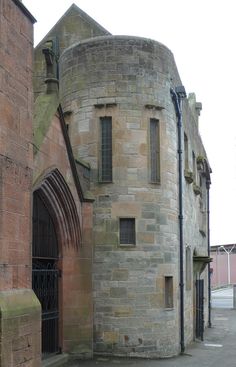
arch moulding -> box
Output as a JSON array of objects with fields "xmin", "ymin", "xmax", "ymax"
[{"xmin": 33, "ymin": 168, "xmax": 82, "ymax": 249}]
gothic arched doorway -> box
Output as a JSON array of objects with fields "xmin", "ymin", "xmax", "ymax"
[
  {"xmin": 32, "ymin": 168, "xmax": 82, "ymax": 358},
  {"xmin": 32, "ymin": 191, "xmax": 60, "ymax": 356}
]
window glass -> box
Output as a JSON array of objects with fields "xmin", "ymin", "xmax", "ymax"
[
  {"xmin": 150, "ymin": 118, "xmax": 160, "ymax": 183},
  {"xmin": 100, "ymin": 117, "xmax": 112, "ymax": 182},
  {"xmin": 120, "ymin": 218, "xmax": 135, "ymax": 246}
]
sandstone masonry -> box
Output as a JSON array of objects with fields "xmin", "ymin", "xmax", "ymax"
[
  {"xmin": 0, "ymin": 1, "xmax": 40, "ymax": 366},
  {"xmin": 59, "ymin": 35, "xmax": 211, "ymax": 357}
]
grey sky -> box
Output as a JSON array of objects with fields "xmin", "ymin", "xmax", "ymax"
[{"xmin": 23, "ymin": 0, "xmax": 236, "ymax": 246}]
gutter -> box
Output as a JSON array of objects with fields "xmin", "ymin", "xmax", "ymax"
[
  {"xmin": 170, "ymin": 86, "xmax": 187, "ymax": 354},
  {"xmin": 12, "ymin": 0, "xmax": 36, "ymax": 23}
]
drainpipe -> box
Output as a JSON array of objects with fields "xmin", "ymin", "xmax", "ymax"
[
  {"xmin": 170, "ymin": 86, "xmax": 187, "ymax": 354},
  {"xmin": 206, "ymin": 178, "xmax": 211, "ymax": 327}
]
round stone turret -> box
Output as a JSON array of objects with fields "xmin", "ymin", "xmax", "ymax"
[{"xmin": 59, "ymin": 35, "xmax": 183, "ymax": 358}]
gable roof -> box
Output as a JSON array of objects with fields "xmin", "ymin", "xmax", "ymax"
[
  {"xmin": 36, "ymin": 3, "xmax": 111, "ymax": 48},
  {"xmin": 34, "ymin": 3, "xmax": 111, "ymax": 98}
]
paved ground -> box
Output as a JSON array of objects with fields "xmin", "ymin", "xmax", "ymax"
[
  {"xmin": 65, "ymin": 306, "xmax": 236, "ymax": 367},
  {"xmin": 211, "ymin": 287, "xmax": 233, "ymax": 308}
]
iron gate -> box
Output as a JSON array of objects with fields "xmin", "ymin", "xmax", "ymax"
[
  {"xmin": 32, "ymin": 192, "xmax": 60, "ymax": 356},
  {"xmin": 195, "ymin": 279, "xmax": 204, "ymax": 340}
]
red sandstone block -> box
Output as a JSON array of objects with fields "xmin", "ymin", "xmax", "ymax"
[
  {"xmin": 0, "ymin": 265, "xmax": 13, "ymax": 290},
  {"xmin": 3, "ymin": 196, "xmax": 25, "ymax": 215},
  {"xmin": 10, "ymin": 84, "xmax": 28, "ymax": 110},
  {"xmin": 18, "ymin": 267, "xmax": 31, "ymax": 288},
  {"xmin": 12, "ymin": 335, "xmax": 32, "ymax": 352},
  {"xmin": 3, "ymin": 182, "xmax": 21, "ymax": 201},
  {"xmin": 12, "ymin": 265, "xmax": 19, "ymax": 288},
  {"xmin": 0, "ymin": 134, "xmax": 7, "ymax": 156},
  {"xmin": 1, "ymin": 157, "xmax": 32, "ymax": 191},
  {"xmin": 1, "ymin": 211, "xmax": 20, "ymax": 241},
  {"xmin": 18, "ymin": 322, "xmax": 34, "ymax": 338},
  {"xmin": 20, "ymin": 109, "xmax": 33, "ymax": 141},
  {"xmin": 0, "ymin": 238, "xmax": 8, "ymax": 259},
  {"xmin": 0, "ymin": 46, "xmax": 16, "ymax": 75},
  {"xmin": 0, "ymin": 15, "xmax": 7, "ymax": 47},
  {"xmin": 16, "ymin": 67, "xmax": 32, "ymax": 94},
  {"xmin": 0, "ymin": 93, "xmax": 19, "ymax": 132},
  {"xmin": 79, "ymin": 242, "xmax": 93, "ymax": 259},
  {"xmin": 7, "ymin": 125, "xmax": 29, "ymax": 147},
  {"xmin": 20, "ymin": 15, "xmax": 34, "ymax": 45},
  {"xmin": 13, "ymin": 345, "xmax": 33, "ymax": 365},
  {"xmin": 82, "ymin": 203, "xmax": 93, "ymax": 223},
  {"xmin": 8, "ymin": 248, "xmax": 30, "ymax": 266},
  {"xmin": 8, "ymin": 72, "xmax": 28, "ymax": 101},
  {"xmin": 73, "ymin": 258, "xmax": 92, "ymax": 274},
  {"xmin": 19, "ymin": 217, "xmax": 30, "ymax": 243},
  {"xmin": 0, "ymin": 61, "xmax": 4, "ymax": 91},
  {"xmin": 8, "ymin": 24, "xmax": 28, "ymax": 53}
]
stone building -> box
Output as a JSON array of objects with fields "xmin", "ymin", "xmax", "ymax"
[
  {"xmin": 0, "ymin": 1, "xmax": 40, "ymax": 366},
  {"xmin": 56, "ymin": 5, "xmax": 211, "ymax": 358},
  {"xmin": 0, "ymin": 1, "xmax": 94, "ymax": 366},
  {"xmin": 33, "ymin": 67, "xmax": 94, "ymax": 360},
  {"xmin": 59, "ymin": 34, "xmax": 212, "ymax": 357},
  {"xmin": 0, "ymin": 1, "xmax": 211, "ymax": 365}
]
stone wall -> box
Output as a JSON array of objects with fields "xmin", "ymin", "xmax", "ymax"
[
  {"xmin": 33, "ymin": 4, "xmax": 110, "ymax": 100},
  {"xmin": 33, "ymin": 96, "xmax": 94, "ymax": 358},
  {"xmin": 60, "ymin": 34, "xmax": 210, "ymax": 357},
  {"xmin": 0, "ymin": 1, "xmax": 41, "ymax": 366},
  {"xmin": 60, "ymin": 36, "xmax": 183, "ymax": 358},
  {"xmin": 182, "ymin": 96, "xmax": 210, "ymax": 343}
]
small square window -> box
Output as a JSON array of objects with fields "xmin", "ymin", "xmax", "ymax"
[{"xmin": 119, "ymin": 218, "xmax": 135, "ymax": 246}]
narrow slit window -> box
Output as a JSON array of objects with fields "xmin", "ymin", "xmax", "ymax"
[
  {"xmin": 192, "ymin": 151, "xmax": 196, "ymax": 182},
  {"xmin": 100, "ymin": 117, "xmax": 112, "ymax": 182},
  {"xmin": 150, "ymin": 118, "xmax": 160, "ymax": 183},
  {"xmin": 164, "ymin": 276, "xmax": 173, "ymax": 308},
  {"xmin": 184, "ymin": 133, "xmax": 189, "ymax": 170},
  {"xmin": 119, "ymin": 218, "xmax": 135, "ymax": 246},
  {"xmin": 186, "ymin": 247, "xmax": 191, "ymax": 291}
]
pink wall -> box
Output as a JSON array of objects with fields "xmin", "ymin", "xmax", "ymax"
[{"xmin": 211, "ymin": 252, "xmax": 236, "ymax": 287}]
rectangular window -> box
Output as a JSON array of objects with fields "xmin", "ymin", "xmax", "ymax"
[
  {"xmin": 119, "ymin": 218, "xmax": 135, "ymax": 246},
  {"xmin": 150, "ymin": 118, "xmax": 160, "ymax": 183},
  {"xmin": 100, "ymin": 117, "xmax": 112, "ymax": 182},
  {"xmin": 164, "ymin": 276, "xmax": 173, "ymax": 308}
]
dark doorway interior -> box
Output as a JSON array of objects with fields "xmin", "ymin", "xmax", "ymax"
[
  {"xmin": 195, "ymin": 279, "xmax": 204, "ymax": 340},
  {"xmin": 32, "ymin": 191, "xmax": 60, "ymax": 357}
]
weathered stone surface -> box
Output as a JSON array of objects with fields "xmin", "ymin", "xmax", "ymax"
[
  {"xmin": 0, "ymin": 1, "xmax": 40, "ymax": 365},
  {"xmin": 112, "ymin": 269, "xmax": 129, "ymax": 281},
  {"xmin": 59, "ymin": 34, "xmax": 210, "ymax": 358},
  {"xmin": 0, "ymin": 289, "xmax": 41, "ymax": 367},
  {"xmin": 33, "ymin": 4, "xmax": 110, "ymax": 100}
]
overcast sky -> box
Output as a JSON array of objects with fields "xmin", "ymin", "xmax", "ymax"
[{"xmin": 23, "ymin": 0, "xmax": 236, "ymax": 246}]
